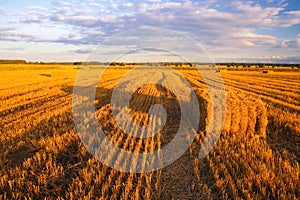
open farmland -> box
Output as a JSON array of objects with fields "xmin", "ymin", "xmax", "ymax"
[{"xmin": 0, "ymin": 64, "xmax": 299, "ymax": 199}]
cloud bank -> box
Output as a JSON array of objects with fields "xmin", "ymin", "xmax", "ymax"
[{"xmin": 0, "ymin": 0, "xmax": 299, "ymax": 62}]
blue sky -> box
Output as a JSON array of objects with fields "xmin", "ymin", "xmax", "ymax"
[{"xmin": 0, "ymin": 0, "xmax": 299, "ymax": 63}]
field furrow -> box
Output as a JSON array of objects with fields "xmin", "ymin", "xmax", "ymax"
[
  {"xmin": 221, "ymin": 75, "xmax": 300, "ymax": 92},
  {"xmin": 1, "ymin": 66, "xmax": 299, "ymax": 199}
]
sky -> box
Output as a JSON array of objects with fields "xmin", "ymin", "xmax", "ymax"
[{"xmin": 0, "ymin": 0, "xmax": 299, "ymax": 63}]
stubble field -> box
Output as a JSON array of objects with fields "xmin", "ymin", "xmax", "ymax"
[{"xmin": 0, "ymin": 64, "xmax": 299, "ymax": 199}]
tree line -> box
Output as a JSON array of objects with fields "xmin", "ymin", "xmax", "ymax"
[{"xmin": 0, "ymin": 60, "xmax": 299, "ymax": 68}]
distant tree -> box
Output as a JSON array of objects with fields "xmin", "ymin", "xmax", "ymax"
[
  {"xmin": 73, "ymin": 62, "xmax": 82, "ymax": 65},
  {"xmin": 0, "ymin": 59, "xmax": 26, "ymax": 64},
  {"xmin": 110, "ymin": 62, "xmax": 117, "ymax": 66},
  {"xmin": 259, "ymin": 63, "xmax": 265, "ymax": 68}
]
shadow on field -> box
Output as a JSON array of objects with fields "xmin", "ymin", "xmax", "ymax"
[
  {"xmin": 2, "ymin": 109, "xmax": 94, "ymax": 198},
  {"xmin": 266, "ymin": 116, "xmax": 300, "ymax": 163},
  {"xmin": 62, "ymin": 84, "xmax": 183, "ymax": 150},
  {"xmin": 61, "ymin": 81, "xmax": 209, "ymax": 150},
  {"xmin": 5, "ymin": 144, "xmax": 42, "ymax": 167},
  {"xmin": 2, "ymin": 81, "xmax": 214, "ymax": 199},
  {"xmin": 60, "ymin": 82, "xmax": 214, "ymax": 199}
]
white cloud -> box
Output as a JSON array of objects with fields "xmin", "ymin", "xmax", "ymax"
[
  {"xmin": 269, "ymin": 10, "xmax": 300, "ymax": 27},
  {"xmin": 26, "ymin": 6, "xmax": 47, "ymax": 11},
  {"xmin": 123, "ymin": 3, "xmax": 133, "ymax": 8},
  {"xmin": 148, "ymin": 0, "xmax": 161, "ymax": 2},
  {"xmin": 20, "ymin": 16, "xmax": 43, "ymax": 24},
  {"xmin": 150, "ymin": 2, "xmax": 182, "ymax": 10},
  {"xmin": 72, "ymin": 47, "xmax": 94, "ymax": 54},
  {"xmin": 234, "ymin": 33, "xmax": 277, "ymax": 45},
  {"xmin": 0, "ymin": 32, "xmax": 36, "ymax": 42},
  {"xmin": 88, "ymin": 3, "xmax": 104, "ymax": 8},
  {"xmin": 242, "ymin": 40, "xmax": 255, "ymax": 47},
  {"xmin": 253, "ymin": 55, "xmax": 300, "ymax": 63},
  {"xmin": 281, "ymin": 34, "xmax": 300, "ymax": 48},
  {"xmin": 284, "ymin": 10, "xmax": 300, "ymax": 16},
  {"xmin": 51, "ymin": 1, "xmax": 72, "ymax": 7},
  {"xmin": 234, "ymin": 1, "xmax": 262, "ymax": 12},
  {"xmin": 111, "ymin": 3, "xmax": 118, "ymax": 10}
]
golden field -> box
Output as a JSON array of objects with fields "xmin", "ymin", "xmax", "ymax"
[{"xmin": 0, "ymin": 64, "xmax": 299, "ymax": 199}]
